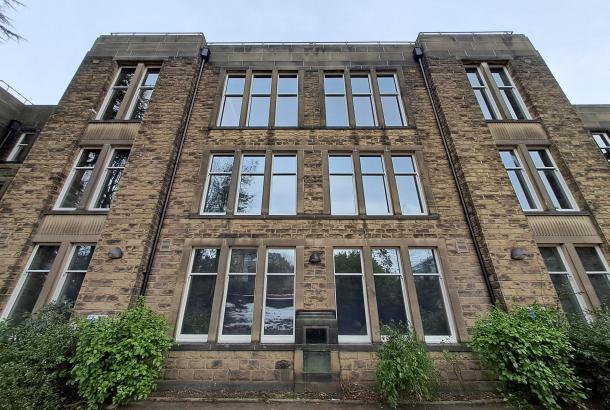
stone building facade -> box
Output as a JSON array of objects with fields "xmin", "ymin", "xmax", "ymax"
[{"xmin": 0, "ymin": 32, "xmax": 608, "ymax": 393}]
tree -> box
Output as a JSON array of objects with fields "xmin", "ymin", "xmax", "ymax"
[{"xmin": 0, "ymin": 0, "xmax": 23, "ymax": 43}]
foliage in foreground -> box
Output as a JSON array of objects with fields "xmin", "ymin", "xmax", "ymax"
[
  {"xmin": 568, "ymin": 308, "xmax": 610, "ymax": 409},
  {"xmin": 0, "ymin": 303, "xmax": 79, "ymax": 410},
  {"xmin": 71, "ymin": 298, "xmax": 173, "ymax": 408},
  {"xmin": 376, "ymin": 325, "xmax": 437, "ymax": 408},
  {"xmin": 470, "ymin": 305, "xmax": 586, "ymax": 410}
]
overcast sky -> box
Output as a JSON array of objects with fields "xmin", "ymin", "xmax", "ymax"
[{"xmin": 0, "ymin": 0, "xmax": 608, "ymax": 105}]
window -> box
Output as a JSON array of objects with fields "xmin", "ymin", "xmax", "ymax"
[
  {"xmin": 55, "ymin": 147, "xmax": 130, "ymax": 211},
  {"xmin": 201, "ymin": 155, "xmax": 235, "ymax": 214},
  {"xmin": 91, "ymin": 149, "xmax": 130, "ymax": 210},
  {"xmin": 539, "ymin": 246, "xmax": 587, "ymax": 319},
  {"xmin": 262, "ymin": 248, "xmax": 296, "ymax": 343},
  {"xmin": 372, "ymin": 248, "xmax": 409, "ymax": 329},
  {"xmin": 247, "ymin": 74, "xmax": 272, "ymax": 127},
  {"xmin": 218, "ymin": 248, "xmax": 258, "ymax": 343},
  {"xmin": 351, "ymin": 75, "xmax": 377, "ymax": 126},
  {"xmin": 528, "ymin": 149, "xmax": 577, "ymax": 210},
  {"xmin": 592, "ymin": 132, "xmax": 610, "ymax": 163},
  {"xmin": 1, "ymin": 245, "xmax": 59, "ymax": 319},
  {"xmin": 499, "ymin": 150, "xmax": 541, "ymax": 211},
  {"xmin": 55, "ymin": 149, "xmax": 101, "ymax": 210},
  {"xmin": 219, "ymin": 75, "xmax": 245, "ymax": 127},
  {"xmin": 329, "ymin": 155, "xmax": 357, "ymax": 215},
  {"xmin": 52, "ymin": 244, "xmax": 95, "ymax": 307},
  {"xmin": 333, "ymin": 249, "xmax": 370, "ymax": 343},
  {"xmin": 324, "ymin": 74, "xmax": 349, "ymax": 127},
  {"xmin": 392, "ymin": 155, "xmax": 426, "ymax": 214},
  {"xmin": 275, "ymin": 74, "xmax": 298, "ymax": 127},
  {"xmin": 466, "ymin": 67, "xmax": 499, "ymax": 120},
  {"xmin": 270, "ymin": 155, "xmax": 297, "ymax": 215},
  {"xmin": 466, "ymin": 64, "xmax": 530, "ymax": 120},
  {"xmin": 408, "ymin": 248, "xmax": 455, "ymax": 342},
  {"xmin": 377, "ymin": 74, "xmax": 406, "ymax": 126},
  {"xmin": 575, "ymin": 246, "xmax": 610, "ymax": 309},
  {"xmin": 176, "ymin": 248, "xmax": 220, "ymax": 342},
  {"xmin": 235, "ymin": 155, "xmax": 266, "ymax": 215},
  {"xmin": 4, "ymin": 132, "xmax": 35, "ymax": 162},
  {"xmin": 360, "ymin": 155, "xmax": 391, "ymax": 215},
  {"xmin": 98, "ymin": 65, "xmax": 160, "ymax": 121}
]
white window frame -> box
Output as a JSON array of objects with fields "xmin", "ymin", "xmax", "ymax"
[
  {"xmin": 410, "ymin": 248, "xmax": 457, "ymax": 344},
  {"xmin": 218, "ymin": 74, "xmax": 246, "ymax": 127},
  {"xmin": 333, "ymin": 248, "xmax": 371, "ymax": 344},
  {"xmin": 234, "ymin": 154, "xmax": 266, "ymax": 215},
  {"xmin": 88, "ymin": 147, "xmax": 130, "ymax": 211},
  {"xmin": 200, "ymin": 154, "xmax": 235, "ymax": 215},
  {"xmin": 466, "ymin": 66, "xmax": 501, "ymax": 120},
  {"xmin": 125, "ymin": 66, "xmax": 161, "ymax": 120},
  {"xmin": 529, "ymin": 148, "xmax": 578, "ymax": 211},
  {"xmin": 360, "ymin": 154, "xmax": 392, "ymax": 215},
  {"xmin": 6, "ymin": 132, "xmax": 34, "ymax": 162},
  {"xmin": 500, "ymin": 149, "xmax": 543, "ymax": 211},
  {"xmin": 261, "ymin": 248, "xmax": 296, "ymax": 344},
  {"xmin": 96, "ymin": 66, "xmax": 137, "ymax": 121},
  {"xmin": 576, "ymin": 245, "xmax": 610, "ymax": 306},
  {"xmin": 541, "ymin": 246, "xmax": 590, "ymax": 320},
  {"xmin": 392, "ymin": 154, "xmax": 427, "ymax": 215},
  {"xmin": 175, "ymin": 248, "xmax": 219, "ymax": 343},
  {"xmin": 324, "ymin": 73, "xmax": 349, "ymax": 127},
  {"xmin": 50, "ymin": 243, "xmax": 95, "ymax": 305},
  {"xmin": 1, "ymin": 244, "xmax": 59, "ymax": 319},
  {"xmin": 246, "ymin": 73, "xmax": 272, "ymax": 127},
  {"xmin": 53, "ymin": 148, "xmax": 101, "ymax": 211},
  {"xmin": 350, "ymin": 73, "xmax": 378, "ymax": 127},
  {"xmin": 217, "ymin": 248, "xmax": 257, "ymax": 344},
  {"xmin": 490, "ymin": 66, "xmax": 531, "ymax": 120},
  {"xmin": 377, "ymin": 73, "xmax": 407, "ymax": 126},
  {"xmin": 592, "ymin": 132, "xmax": 610, "ymax": 163},
  {"xmin": 372, "ymin": 247, "xmax": 411, "ymax": 334},
  {"xmin": 269, "ymin": 154, "xmax": 297, "ymax": 216},
  {"xmin": 329, "ymin": 154, "xmax": 358, "ymax": 216}
]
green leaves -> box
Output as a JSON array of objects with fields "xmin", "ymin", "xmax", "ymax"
[
  {"xmin": 375, "ymin": 325, "xmax": 438, "ymax": 408},
  {"xmin": 470, "ymin": 305, "xmax": 586, "ymax": 410},
  {"xmin": 70, "ymin": 298, "xmax": 173, "ymax": 409}
]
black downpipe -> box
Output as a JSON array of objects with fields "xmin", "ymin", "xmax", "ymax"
[
  {"xmin": 140, "ymin": 46, "xmax": 210, "ymax": 297},
  {"xmin": 413, "ymin": 47, "xmax": 497, "ymax": 305}
]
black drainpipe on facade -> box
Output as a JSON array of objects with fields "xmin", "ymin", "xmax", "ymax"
[
  {"xmin": 413, "ymin": 46, "xmax": 497, "ymax": 305},
  {"xmin": 139, "ymin": 46, "xmax": 210, "ymax": 297}
]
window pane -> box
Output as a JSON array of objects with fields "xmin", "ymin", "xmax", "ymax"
[
  {"xmin": 329, "ymin": 156, "xmax": 353, "ymax": 173},
  {"xmin": 409, "ymin": 249, "xmax": 438, "ymax": 274},
  {"xmin": 360, "ymin": 156, "xmax": 384, "ymax": 173},
  {"xmin": 220, "ymin": 96, "xmax": 242, "ymax": 126},
  {"xmin": 329, "ymin": 175, "xmax": 357, "ymax": 215},
  {"xmin": 529, "ymin": 150, "xmax": 552, "ymax": 168},
  {"xmin": 115, "ymin": 68, "xmax": 136, "ymax": 87},
  {"xmin": 143, "ymin": 69, "xmax": 160, "ymax": 86},
  {"xmin": 237, "ymin": 175, "xmax": 264, "ymax": 214},
  {"xmin": 229, "ymin": 249, "xmax": 258, "ymax": 274},
  {"xmin": 588, "ymin": 274, "xmax": 610, "ymax": 308},
  {"xmin": 381, "ymin": 96, "xmax": 403, "ymax": 126},
  {"xmin": 550, "ymin": 274, "xmax": 584, "ymax": 318},
  {"xmin": 251, "ymin": 76, "xmax": 271, "ymax": 94},
  {"xmin": 335, "ymin": 275, "xmax": 367, "ymax": 336},
  {"xmin": 414, "ymin": 275, "xmax": 451, "ymax": 336},
  {"xmin": 56, "ymin": 271, "xmax": 86, "ymax": 307},
  {"xmin": 491, "ymin": 69, "xmax": 510, "ymax": 87},
  {"xmin": 392, "ymin": 156, "xmax": 415, "ymax": 173},
  {"xmin": 270, "ymin": 175, "xmax": 296, "ymax": 215},
  {"xmin": 263, "ymin": 275, "xmax": 294, "ymax": 336},
  {"xmin": 210, "ymin": 156, "xmax": 234, "ymax": 173},
  {"xmin": 226, "ymin": 76, "xmax": 245, "ymax": 94},
  {"xmin": 95, "ymin": 169, "xmax": 125, "ymax": 208},
  {"xmin": 575, "ymin": 247, "xmax": 606, "ymax": 271},
  {"xmin": 325, "ymin": 96, "xmax": 348, "ymax": 126},
  {"xmin": 248, "ymin": 96, "xmax": 270, "ymax": 126},
  {"xmin": 466, "ymin": 69, "xmax": 483, "ymax": 87},
  {"xmin": 203, "ymin": 175, "xmax": 231, "ymax": 213},
  {"xmin": 278, "ymin": 75, "xmax": 298, "ymax": 94},
  {"xmin": 272, "ymin": 156, "xmax": 296, "ymax": 173},
  {"xmin": 372, "ymin": 248, "xmax": 400, "ymax": 274},
  {"xmin": 507, "ymin": 170, "xmax": 538, "ymax": 210},
  {"xmin": 77, "ymin": 149, "xmax": 100, "ymax": 167},
  {"xmin": 500, "ymin": 89, "xmax": 527, "ymax": 120},
  {"xmin": 68, "ymin": 245, "xmax": 95, "ymax": 271},
  {"xmin": 10, "ymin": 272, "xmax": 48, "ymax": 317},
  {"xmin": 377, "ymin": 76, "xmax": 397, "ymax": 94},
  {"xmin": 351, "ymin": 76, "xmax": 371, "ymax": 94},
  {"xmin": 362, "ymin": 175, "xmax": 390, "ymax": 215},
  {"xmin": 500, "ymin": 150, "xmax": 519, "ymax": 168},
  {"xmin": 539, "ymin": 247, "xmax": 567, "ymax": 272},
  {"xmin": 267, "ymin": 249, "xmax": 296, "ymax": 273},
  {"xmin": 192, "ymin": 249, "xmax": 220, "ymax": 273},
  {"xmin": 275, "ymin": 96, "xmax": 298, "ymax": 126},
  {"xmin": 353, "ymin": 96, "xmax": 375, "ymax": 126},
  {"xmin": 241, "ymin": 156, "xmax": 265, "ymax": 173},
  {"xmin": 109, "ymin": 150, "xmax": 130, "ymax": 167},
  {"xmin": 539, "ymin": 169, "xmax": 572, "ymax": 209},
  {"xmin": 222, "ymin": 275, "xmax": 256, "ymax": 336},
  {"xmin": 60, "ymin": 170, "xmax": 93, "ymax": 208},
  {"xmin": 181, "ymin": 275, "xmax": 216, "ymax": 335},
  {"xmin": 29, "ymin": 246, "xmax": 60, "ymax": 270},
  {"xmin": 324, "ymin": 76, "xmax": 345, "ymax": 94},
  {"xmin": 395, "ymin": 175, "xmax": 423, "ymax": 214},
  {"xmin": 101, "ymin": 89, "xmax": 126, "ymax": 120},
  {"xmin": 334, "ymin": 249, "xmax": 362, "ymax": 273},
  {"xmin": 473, "ymin": 89, "xmax": 495, "ymax": 120},
  {"xmin": 130, "ymin": 89, "xmax": 154, "ymax": 120},
  {"xmin": 374, "ymin": 276, "xmax": 408, "ymax": 328}
]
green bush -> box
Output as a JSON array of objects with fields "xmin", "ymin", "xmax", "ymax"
[
  {"xmin": 0, "ymin": 303, "xmax": 80, "ymax": 410},
  {"xmin": 569, "ymin": 308, "xmax": 610, "ymax": 409},
  {"xmin": 376, "ymin": 326, "xmax": 437, "ymax": 408},
  {"xmin": 71, "ymin": 298, "xmax": 173, "ymax": 408},
  {"xmin": 470, "ymin": 305, "xmax": 586, "ymax": 409}
]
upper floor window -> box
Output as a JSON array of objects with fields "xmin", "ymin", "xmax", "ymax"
[
  {"xmin": 360, "ymin": 155, "xmax": 391, "ymax": 215},
  {"xmin": 52, "ymin": 244, "xmax": 96, "ymax": 307},
  {"xmin": 466, "ymin": 64, "xmax": 530, "ymax": 121},
  {"xmin": 592, "ymin": 132, "xmax": 610, "ymax": 163},
  {"xmin": 218, "ymin": 72, "xmax": 299, "ymax": 128},
  {"xmin": 236, "ymin": 155, "xmax": 266, "ymax": 215},
  {"xmin": 324, "ymin": 74, "xmax": 349, "ymax": 127},
  {"xmin": 55, "ymin": 147, "xmax": 131, "ymax": 211},
  {"xmin": 575, "ymin": 246, "xmax": 610, "ymax": 309},
  {"xmin": 329, "ymin": 155, "xmax": 358, "ymax": 215},
  {"xmin": 351, "ymin": 75, "xmax": 377, "ymax": 126},
  {"xmin": 377, "ymin": 74, "xmax": 407, "ymax": 126},
  {"xmin": 499, "ymin": 149, "xmax": 542, "ymax": 211},
  {"xmin": 98, "ymin": 65, "xmax": 160, "ymax": 121},
  {"xmin": 528, "ymin": 149, "xmax": 576, "ymax": 211},
  {"xmin": 2, "ymin": 132, "xmax": 36, "ymax": 162}
]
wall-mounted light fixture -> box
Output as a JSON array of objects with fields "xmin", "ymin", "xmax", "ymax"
[
  {"xmin": 309, "ymin": 251, "xmax": 322, "ymax": 264},
  {"xmin": 511, "ymin": 248, "xmax": 532, "ymax": 260},
  {"xmin": 108, "ymin": 247, "xmax": 123, "ymax": 259}
]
